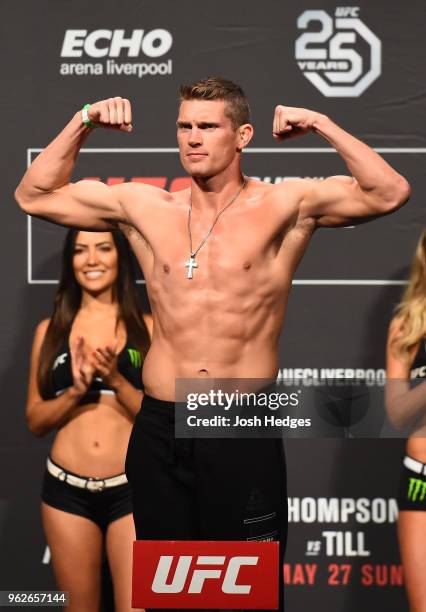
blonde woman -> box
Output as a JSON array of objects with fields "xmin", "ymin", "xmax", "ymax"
[{"xmin": 386, "ymin": 230, "xmax": 426, "ymax": 612}]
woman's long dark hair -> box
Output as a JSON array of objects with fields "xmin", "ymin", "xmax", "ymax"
[{"xmin": 38, "ymin": 228, "xmax": 150, "ymax": 399}]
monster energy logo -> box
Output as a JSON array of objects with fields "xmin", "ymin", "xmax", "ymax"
[
  {"xmin": 128, "ymin": 349, "xmax": 142, "ymax": 367},
  {"xmin": 407, "ymin": 477, "xmax": 426, "ymax": 502}
]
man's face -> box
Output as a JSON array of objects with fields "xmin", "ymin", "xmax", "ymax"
[{"xmin": 177, "ymin": 99, "xmax": 242, "ymax": 178}]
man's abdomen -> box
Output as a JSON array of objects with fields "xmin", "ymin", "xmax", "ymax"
[{"xmin": 142, "ymin": 336, "xmax": 279, "ymax": 401}]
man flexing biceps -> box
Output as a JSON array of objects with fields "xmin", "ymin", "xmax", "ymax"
[{"xmin": 16, "ymin": 77, "xmax": 410, "ymax": 611}]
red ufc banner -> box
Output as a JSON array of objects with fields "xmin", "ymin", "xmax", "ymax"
[{"xmin": 132, "ymin": 540, "xmax": 279, "ymax": 609}]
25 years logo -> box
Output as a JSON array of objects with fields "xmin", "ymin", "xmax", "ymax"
[{"xmin": 295, "ymin": 7, "xmax": 381, "ymax": 97}]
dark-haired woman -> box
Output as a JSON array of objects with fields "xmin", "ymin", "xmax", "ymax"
[
  {"xmin": 386, "ymin": 230, "xmax": 426, "ymax": 612},
  {"xmin": 27, "ymin": 229, "xmax": 151, "ymax": 612}
]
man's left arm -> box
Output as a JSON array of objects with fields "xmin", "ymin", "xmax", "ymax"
[{"xmin": 273, "ymin": 106, "xmax": 411, "ymax": 227}]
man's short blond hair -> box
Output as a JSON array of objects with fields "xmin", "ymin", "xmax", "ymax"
[{"xmin": 179, "ymin": 76, "xmax": 251, "ymax": 129}]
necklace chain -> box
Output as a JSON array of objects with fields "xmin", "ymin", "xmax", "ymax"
[{"xmin": 188, "ymin": 176, "xmax": 247, "ymax": 259}]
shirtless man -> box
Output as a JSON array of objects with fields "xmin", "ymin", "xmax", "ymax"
[{"xmin": 16, "ymin": 77, "xmax": 410, "ymax": 610}]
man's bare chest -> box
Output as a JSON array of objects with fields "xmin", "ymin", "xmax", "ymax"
[
  {"xmin": 144, "ymin": 215, "xmax": 286, "ymax": 278},
  {"xmin": 127, "ymin": 191, "xmax": 310, "ymax": 282}
]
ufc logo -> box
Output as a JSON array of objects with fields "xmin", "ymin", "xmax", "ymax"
[
  {"xmin": 132, "ymin": 540, "xmax": 279, "ymax": 609},
  {"xmin": 152, "ymin": 555, "xmax": 258, "ymax": 594}
]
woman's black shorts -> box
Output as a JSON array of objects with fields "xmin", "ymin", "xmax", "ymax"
[
  {"xmin": 398, "ymin": 455, "xmax": 426, "ymax": 511},
  {"xmin": 41, "ymin": 461, "xmax": 133, "ymax": 533}
]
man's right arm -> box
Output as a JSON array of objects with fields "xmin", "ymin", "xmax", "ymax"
[{"xmin": 15, "ymin": 97, "xmax": 137, "ymax": 230}]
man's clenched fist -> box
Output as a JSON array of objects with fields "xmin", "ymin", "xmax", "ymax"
[
  {"xmin": 86, "ymin": 97, "xmax": 132, "ymax": 132},
  {"xmin": 272, "ymin": 105, "xmax": 324, "ymax": 141}
]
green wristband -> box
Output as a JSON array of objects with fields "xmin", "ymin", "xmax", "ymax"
[{"xmin": 81, "ymin": 103, "xmax": 97, "ymax": 129}]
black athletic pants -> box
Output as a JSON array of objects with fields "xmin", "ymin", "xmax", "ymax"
[{"xmin": 126, "ymin": 394, "xmax": 287, "ymax": 611}]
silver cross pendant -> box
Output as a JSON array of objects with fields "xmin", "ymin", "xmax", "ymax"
[{"xmin": 185, "ymin": 255, "xmax": 198, "ymax": 279}]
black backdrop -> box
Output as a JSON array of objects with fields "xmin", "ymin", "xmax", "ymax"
[{"xmin": 1, "ymin": 1, "xmax": 425, "ymax": 610}]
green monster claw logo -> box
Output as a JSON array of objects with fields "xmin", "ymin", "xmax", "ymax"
[
  {"xmin": 128, "ymin": 349, "xmax": 142, "ymax": 368},
  {"xmin": 407, "ymin": 477, "xmax": 426, "ymax": 502}
]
